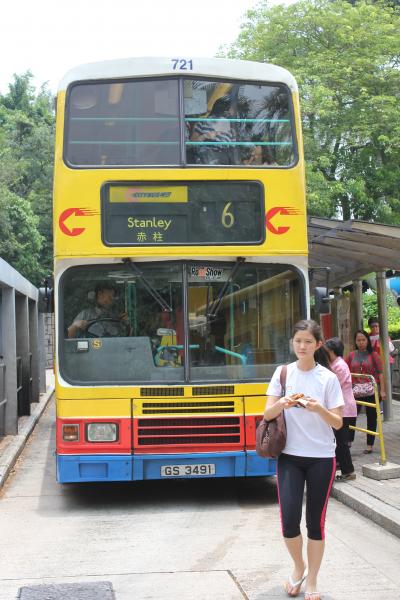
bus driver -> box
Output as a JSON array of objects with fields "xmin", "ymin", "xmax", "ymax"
[{"xmin": 67, "ymin": 283, "xmax": 129, "ymax": 338}]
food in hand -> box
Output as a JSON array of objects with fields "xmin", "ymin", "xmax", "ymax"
[{"xmin": 288, "ymin": 393, "xmax": 308, "ymax": 407}]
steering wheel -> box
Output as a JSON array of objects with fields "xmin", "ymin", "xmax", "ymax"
[{"xmin": 85, "ymin": 318, "xmax": 129, "ymax": 338}]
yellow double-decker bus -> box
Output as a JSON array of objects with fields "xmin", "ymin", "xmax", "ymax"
[{"xmin": 54, "ymin": 57, "xmax": 307, "ymax": 483}]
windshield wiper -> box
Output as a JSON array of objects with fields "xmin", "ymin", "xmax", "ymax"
[
  {"xmin": 207, "ymin": 257, "xmax": 245, "ymax": 319},
  {"xmin": 122, "ymin": 258, "xmax": 172, "ymax": 313}
]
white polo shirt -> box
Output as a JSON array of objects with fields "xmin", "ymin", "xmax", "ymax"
[{"xmin": 267, "ymin": 362, "xmax": 344, "ymax": 458}]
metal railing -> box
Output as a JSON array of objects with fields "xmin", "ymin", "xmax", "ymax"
[{"xmin": 350, "ymin": 373, "xmax": 386, "ymax": 466}]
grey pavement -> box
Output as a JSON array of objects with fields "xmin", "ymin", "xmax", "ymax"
[
  {"xmin": 0, "ymin": 370, "xmax": 55, "ymax": 491},
  {"xmin": 331, "ymin": 400, "xmax": 400, "ymax": 537},
  {"xmin": 1, "ymin": 371, "xmax": 400, "ymax": 538}
]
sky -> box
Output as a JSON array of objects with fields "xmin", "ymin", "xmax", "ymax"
[{"xmin": 0, "ymin": 0, "xmax": 279, "ymax": 95}]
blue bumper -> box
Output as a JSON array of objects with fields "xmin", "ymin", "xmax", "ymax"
[{"xmin": 56, "ymin": 451, "xmax": 276, "ymax": 483}]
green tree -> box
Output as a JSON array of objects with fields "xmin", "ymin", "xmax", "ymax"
[
  {"xmin": 226, "ymin": 0, "xmax": 400, "ymax": 222},
  {"xmin": 362, "ymin": 291, "xmax": 400, "ymax": 338},
  {"xmin": 0, "ymin": 73, "xmax": 55, "ymax": 283},
  {"xmin": 0, "ymin": 186, "xmax": 43, "ymax": 283}
]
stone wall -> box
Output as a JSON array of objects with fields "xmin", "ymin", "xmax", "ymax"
[{"xmin": 44, "ymin": 313, "xmax": 54, "ymax": 369}]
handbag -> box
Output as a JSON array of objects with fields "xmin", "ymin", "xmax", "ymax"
[
  {"xmin": 351, "ymin": 354, "xmax": 375, "ymax": 398},
  {"xmin": 352, "ymin": 381, "xmax": 374, "ymax": 398},
  {"xmin": 256, "ymin": 365, "xmax": 287, "ymax": 459}
]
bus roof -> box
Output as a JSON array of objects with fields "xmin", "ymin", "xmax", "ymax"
[{"xmin": 58, "ymin": 56, "xmax": 298, "ymax": 92}]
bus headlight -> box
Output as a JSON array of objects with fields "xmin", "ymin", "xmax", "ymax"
[{"xmin": 86, "ymin": 423, "xmax": 118, "ymax": 442}]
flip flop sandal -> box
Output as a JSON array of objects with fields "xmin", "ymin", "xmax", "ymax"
[{"xmin": 284, "ymin": 571, "xmax": 307, "ymax": 597}]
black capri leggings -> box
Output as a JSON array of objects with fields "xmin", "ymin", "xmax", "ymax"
[{"xmin": 277, "ymin": 453, "xmax": 336, "ymax": 541}]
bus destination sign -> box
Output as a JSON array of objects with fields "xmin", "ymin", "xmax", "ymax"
[{"xmin": 102, "ymin": 181, "xmax": 264, "ymax": 246}]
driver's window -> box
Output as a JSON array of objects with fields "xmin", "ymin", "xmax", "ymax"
[
  {"xmin": 62, "ymin": 263, "xmax": 184, "ymax": 358},
  {"xmin": 60, "ymin": 264, "xmax": 185, "ymax": 385},
  {"xmin": 63, "ymin": 270, "xmax": 128, "ymax": 339}
]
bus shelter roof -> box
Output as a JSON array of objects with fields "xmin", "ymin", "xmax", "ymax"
[{"xmin": 307, "ymin": 216, "xmax": 400, "ymax": 291}]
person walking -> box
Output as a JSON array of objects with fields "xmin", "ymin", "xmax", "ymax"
[
  {"xmin": 368, "ymin": 316, "xmax": 396, "ymax": 395},
  {"xmin": 264, "ymin": 320, "xmax": 343, "ymax": 600},
  {"xmin": 368, "ymin": 317, "xmax": 396, "ymax": 363},
  {"xmin": 325, "ymin": 337, "xmax": 357, "ymax": 481},
  {"xmin": 345, "ymin": 330, "xmax": 385, "ymax": 454}
]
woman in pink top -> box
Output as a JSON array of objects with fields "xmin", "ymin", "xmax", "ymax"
[{"xmin": 325, "ymin": 337, "xmax": 357, "ymax": 481}]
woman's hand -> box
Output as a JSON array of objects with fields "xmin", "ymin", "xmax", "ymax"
[
  {"xmin": 302, "ymin": 397, "xmax": 322, "ymax": 413},
  {"xmin": 281, "ymin": 396, "xmax": 302, "ymax": 409},
  {"xmin": 264, "ymin": 395, "xmax": 295, "ymax": 421}
]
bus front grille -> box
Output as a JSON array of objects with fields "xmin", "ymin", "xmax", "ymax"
[
  {"xmin": 142, "ymin": 400, "xmax": 235, "ymax": 414},
  {"xmin": 136, "ymin": 416, "xmax": 241, "ymax": 446},
  {"xmin": 140, "ymin": 388, "xmax": 184, "ymax": 397},
  {"xmin": 192, "ymin": 386, "xmax": 234, "ymax": 396}
]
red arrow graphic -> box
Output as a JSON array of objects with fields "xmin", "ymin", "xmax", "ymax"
[
  {"xmin": 59, "ymin": 208, "xmax": 97, "ymax": 236},
  {"xmin": 265, "ymin": 206, "xmax": 300, "ymax": 235}
]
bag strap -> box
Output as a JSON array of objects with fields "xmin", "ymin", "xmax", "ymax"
[
  {"xmin": 369, "ymin": 351, "xmax": 381, "ymax": 380},
  {"xmin": 280, "ymin": 364, "xmax": 287, "ymax": 396}
]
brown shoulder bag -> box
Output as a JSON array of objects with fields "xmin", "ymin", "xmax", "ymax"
[{"xmin": 256, "ymin": 365, "xmax": 287, "ymax": 459}]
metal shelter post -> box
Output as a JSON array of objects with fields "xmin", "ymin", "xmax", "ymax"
[
  {"xmin": 352, "ymin": 279, "xmax": 363, "ymax": 330},
  {"xmin": 376, "ymin": 270, "xmax": 393, "ymax": 420}
]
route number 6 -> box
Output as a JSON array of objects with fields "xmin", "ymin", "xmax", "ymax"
[{"xmin": 222, "ymin": 202, "xmax": 234, "ymax": 228}]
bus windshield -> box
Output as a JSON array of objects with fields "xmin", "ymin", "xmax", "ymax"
[
  {"xmin": 61, "ymin": 262, "xmax": 303, "ymax": 385},
  {"xmin": 65, "ymin": 78, "xmax": 296, "ymax": 167}
]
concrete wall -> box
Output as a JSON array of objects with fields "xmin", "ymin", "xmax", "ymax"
[{"xmin": 0, "ymin": 258, "xmax": 46, "ymax": 436}]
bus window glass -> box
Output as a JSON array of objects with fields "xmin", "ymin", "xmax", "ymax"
[
  {"xmin": 65, "ymin": 79, "xmax": 180, "ymax": 166},
  {"xmin": 60, "ymin": 262, "xmax": 302, "ymax": 385},
  {"xmin": 188, "ymin": 263, "xmax": 302, "ymax": 381},
  {"xmin": 185, "ymin": 80, "xmax": 295, "ymax": 167},
  {"xmin": 61, "ymin": 264, "xmax": 184, "ymax": 384}
]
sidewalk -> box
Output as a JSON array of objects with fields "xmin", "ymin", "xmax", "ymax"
[
  {"xmin": 331, "ymin": 399, "xmax": 400, "ymax": 537},
  {"xmin": 0, "ymin": 369, "xmax": 55, "ymax": 491},
  {"xmin": 1, "ymin": 375, "xmax": 400, "ymax": 539}
]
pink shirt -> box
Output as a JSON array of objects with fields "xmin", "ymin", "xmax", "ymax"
[{"xmin": 330, "ymin": 356, "xmax": 357, "ymax": 417}]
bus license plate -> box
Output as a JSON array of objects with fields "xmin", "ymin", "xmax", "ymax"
[{"xmin": 161, "ymin": 464, "xmax": 216, "ymax": 477}]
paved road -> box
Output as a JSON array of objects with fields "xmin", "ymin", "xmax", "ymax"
[{"xmin": 1, "ymin": 402, "xmax": 399, "ymax": 600}]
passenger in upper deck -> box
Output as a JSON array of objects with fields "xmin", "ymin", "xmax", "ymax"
[
  {"xmin": 242, "ymin": 144, "xmax": 278, "ymax": 166},
  {"xmin": 67, "ymin": 283, "xmax": 130, "ymax": 338},
  {"xmin": 190, "ymin": 96, "xmax": 235, "ymax": 165}
]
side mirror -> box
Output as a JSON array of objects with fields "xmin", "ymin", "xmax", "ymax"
[
  {"xmin": 38, "ymin": 286, "xmax": 54, "ymax": 313},
  {"xmin": 314, "ymin": 287, "xmax": 330, "ymax": 314}
]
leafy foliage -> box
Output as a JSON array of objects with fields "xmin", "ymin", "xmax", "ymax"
[
  {"xmin": 0, "ymin": 72, "xmax": 54, "ymax": 285},
  {"xmin": 0, "ymin": 186, "xmax": 43, "ymax": 282},
  {"xmin": 225, "ymin": 0, "xmax": 400, "ymax": 223},
  {"xmin": 362, "ymin": 291, "xmax": 400, "ymax": 339}
]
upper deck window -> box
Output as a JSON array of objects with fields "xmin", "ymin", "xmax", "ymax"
[
  {"xmin": 185, "ymin": 80, "xmax": 294, "ymax": 167},
  {"xmin": 65, "ymin": 79, "xmax": 180, "ymax": 166},
  {"xmin": 64, "ymin": 78, "xmax": 296, "ymax": 168}
]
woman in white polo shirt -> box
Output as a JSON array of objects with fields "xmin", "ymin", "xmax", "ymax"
[{"xmin": 264, "ymin": 320, "xmax": 344, "ymax": 600}]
